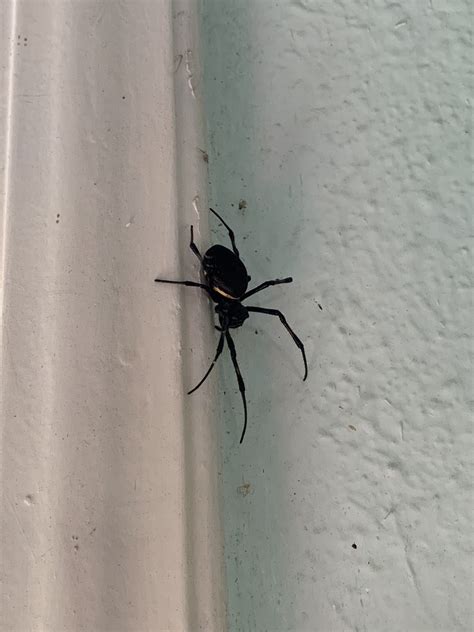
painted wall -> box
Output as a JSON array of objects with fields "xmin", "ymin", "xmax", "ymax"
[
  {"xmin": 200, "ymin": 1, "xmax": 472, "ymax": 630},
  {"xmin": 1, "ymin": 2, "xmax": 224, "ymax": 630}
]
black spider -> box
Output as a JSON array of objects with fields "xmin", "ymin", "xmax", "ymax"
[{"xmin": 155, "ymin": 208, "xmax": 307, "ymax": 443}]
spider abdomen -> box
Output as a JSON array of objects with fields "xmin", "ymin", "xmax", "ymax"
[{"xmin": 203, "ymin": 244, "xmax": 250, "ymax": 300}]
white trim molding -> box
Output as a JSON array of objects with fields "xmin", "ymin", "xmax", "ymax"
[{"xmin": 0, "ymin": 1, "xmax": 225, "ymax": 630}]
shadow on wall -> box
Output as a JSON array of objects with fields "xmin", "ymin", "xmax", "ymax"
[
  {"xmin": 202, "ymin": 0, "xmax": 474, "ymax": 630},
  {"xmin": 200, "ymin": 1, "xmax": 324, "ymax": 630}
]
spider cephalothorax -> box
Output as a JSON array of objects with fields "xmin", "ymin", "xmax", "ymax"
[
  {"xmin": 155, "ymin": 207, "xmax": 307, "ymax": 444},
  {"xmin": 215, "ymin": 300, "xmax": 249, "ymax": 330}
]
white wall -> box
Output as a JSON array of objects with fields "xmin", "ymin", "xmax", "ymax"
[
  {"xmin": 1, "ymin": 1, "xmax": 224, "ymax": 630},
  {"xmin": 201, "ymin": 1, "xmax": 472, "ymax": 630}
]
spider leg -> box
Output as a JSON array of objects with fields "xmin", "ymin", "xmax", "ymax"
[
  {"xmin": 241, "ymin": 277, "xmax": 293, "ymax": 301},
  {"xmin": 210, "ymin": 207, "xmax": 240, "ymax": 258},
  {"xmin": 154, "ymin": 278, "xmax": 211, "ymax": 294},
  {"xmin": 189, "ymin": 225, "xmax": 203, "ymax": 262},
  {"xmin": 188, "ymin": 332, "xmax": 225, "ymax": 395},
  {"xmin": 247, "ymin": 306, "xmax": 308, "ymax": 381},
  {"xmin": 225, "ymin": 330, "xmax": 248, "ymax": 444}
]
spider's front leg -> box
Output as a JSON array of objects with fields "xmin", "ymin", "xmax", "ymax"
[
  {"xmin": 188, "ymin": 332, "xmax": 225, "ymax": 395},
  {"xmin": 247, "ymin": 305, "xmax": 308, "ymax": 381},
  {"xmin": 225, "ymin": 331, "xmax": 248, "ymax": 444}
]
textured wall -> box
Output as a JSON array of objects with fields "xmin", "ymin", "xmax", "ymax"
[{"xmin": 200, "ymin": 1, "xmax": 472, "ymax": 630}]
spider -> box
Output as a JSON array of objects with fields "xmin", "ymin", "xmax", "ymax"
[{"xmin": 155, "ymin": 208, "xmax": 307, "ymax": 443}]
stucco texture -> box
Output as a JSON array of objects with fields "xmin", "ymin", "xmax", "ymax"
[{"xmin": 200, "ymin": 1, "xmax": 472, "ymax": 630}]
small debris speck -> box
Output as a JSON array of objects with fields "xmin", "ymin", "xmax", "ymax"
[
  {"xmin": 198, "ymin": 148, "xmax": 209, "ymax": 163},
  {"xmin": 237, "ymin": 482, "xmax": 252, "ymax": 497},
  {"xmin": 352, "ymin": 543, "xmax": 357, "ymax": 549}
]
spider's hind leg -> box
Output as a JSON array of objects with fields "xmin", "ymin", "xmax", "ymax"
[
  {"xmin": 154, "ymin": 278, "xmax": 211, "ymax": 294},
  {"xmin": 190, "ymin": 225, "xmax": 203, "ymax": 262},
  {"xmin": 241, "ymin": 277, "xmax": 293, "ymax": 301},
  {"xmin": 210, "ymin": 208, "xmax": 240, "ymax": 258}
]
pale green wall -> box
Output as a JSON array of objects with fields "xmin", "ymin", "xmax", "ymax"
[
  {"xmin": 200, "ymin": 2, "xmax": 307, "ymax": 630},
  {"xmin": 200, "ymin": 1, "xmax": 472, "ymax": 630}
]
